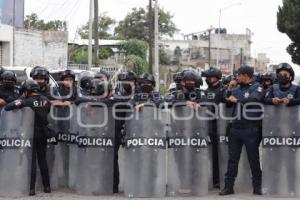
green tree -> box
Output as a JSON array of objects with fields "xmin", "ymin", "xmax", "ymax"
[
  {"xmin": 159, "ymin": 48, "xmax": 171, "ymax": 65},
  {"xmin": 125, "ymin": 55, "xmax": 148, "ymax": 75},
  {"xmin": 114, "ymin": 7, "xmax": 179, "ymax": 41},
  {"xmin": 277, "ymin": 0, "xmax": 300, "ymax": 64},
  {"xmin": 78, "ymin": 14, "xmax": 116, "ymax": 39},
  {"xmin": 120, "ymin": 39, "xmax": 148, "ymax": 74},
  {"xmin": 24, "ymin": 13, "xmax": 67, "ymax": 31}
]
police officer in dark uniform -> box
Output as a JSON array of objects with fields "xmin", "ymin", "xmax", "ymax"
[
  {"xmin": 220, "ymin": 66, "xmax": 264, "ymax": 196},
  {"xmin": 30, "ymin": 66, "xmax": 52, "ymax": 99},
  {"xmin": 0, "ymin": 71, "xmax": 20, "ymax": 107},
  {"xmin": 202, "ymin": 67, "xmax": 226, "ymax": 188},
  {"xmin": 261, "ymin": 72, "xmax": 275, "ymax": 90},
  {"xmin": 129, "ymin": 73, "xmax": 164, "ymax": 109},
  {"xmin": 94, "ymin": 69, "xmax": 110, "ymax": 82},
  {"xmin": 264, "ymin": 63, "xmax": 300, "ymax": 105},
  {"xmin": 51, "ymin": 70, "xmax": 77, "ymax": 106},
  {"xmin": 166, "ymin": 70, "xmax": 205, "ymax": 107},
  {"xmin": 113, "ymin": 71, "xmax": 137, "ymax": 193},
  {"xmin": 5, "ymin": 80, "xmax": 51, "ymax": 196}
]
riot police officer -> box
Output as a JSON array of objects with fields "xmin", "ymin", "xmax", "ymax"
[
  {"xmin": 58, "ymin": 69, "xmax": 77, "ymax": 101},
  {"xmin": 30, "ymin": 66, "xmax": 52, "ymax": 99},
  {"xmin": 5, "ymin": 80, "xmax": 51, "ymax": 196},
  {"xmin": 264, "ymin": 63, "xmax": 300, "ymax": 105},
  {"xmin": 0, "ymin": 70, "xmax": 20, "ymax": 107},
  {"xmin": 261, "ymin": 72, "xmax": 275, "ymax": 90},
  {"xmin": 166, "ymin": 70, "xmax": 205, "ymax": 108},
  {"xmin": 94, "ymin": 69, "xmax": 110, "ymax": 82},
  {"xmin": 220, "ymin": 66, "xmax": 264, "ymax": 196},
  {"xmin": 130, "ymin": 73, "xmax": 164, "ymax": 109},
  {"xmin": 202, "ymin": 67, "xmax": 226, "ymax": 188},
  {"xmin": 113, "ymin": 71, "xmax": 138, "ymax": 193}
]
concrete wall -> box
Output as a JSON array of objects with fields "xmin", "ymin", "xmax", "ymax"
[
  {"xmin": 14, "ymin": 29, "xmax": 68, "ymax": 70},
  {"xmin": 0, "ymin": 24, "xmax": 13, "ymax": 65},
  {"xmin": 0, "ymin": 25, "xmax": 68, "ymax": 70}
]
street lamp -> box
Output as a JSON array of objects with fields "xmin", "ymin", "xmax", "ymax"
[{"xmin": 216, "ymin": 2, "xmax": 242, "ymax": 69}]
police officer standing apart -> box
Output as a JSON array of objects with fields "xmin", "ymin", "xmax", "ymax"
[
  {"xmin": 0, "ymin": 71, "xmax": 20, "ymax": 107},
  {"xmin": 203, "ymin": 67, "xmax": 226, "ymax": 188},
  {"xmin": 220, "ymin": 66, "xmax": 264, "ymax": 196},
  {"xmin": 264, "ymin": 63, "xmax": 300, "ymax": 105},
  {"xmin": 5, "ymin": 80, "xmax": 51, "ymax": 196}
]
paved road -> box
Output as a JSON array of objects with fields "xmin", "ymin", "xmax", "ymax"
[{"xmin": 0, "ymin": 190, "xmax": 295, "ymax": 200}]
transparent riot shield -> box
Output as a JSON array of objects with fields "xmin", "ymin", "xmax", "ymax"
[
  {"xmin": 262, "ymin": 105, "xmax": 300, "ymax": 196},
  {"xmin": 167, "ymin": 104, "xmax": 209, "ymax": 196},
  {"xmin": 75, "ymin": 103, "xmax": 115, "ymax": 195},
  {"xmin": 0, "ymin": 108, "xmax": 34, "ymax": 197},
  {"xmin": 123, "ymin": 104, "xmax": 167, "ymax": 198}
]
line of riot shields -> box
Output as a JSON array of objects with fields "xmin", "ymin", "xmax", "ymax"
[{"xmin": 0, "ymin": 102, "xmax": 299, "ymax": 197}]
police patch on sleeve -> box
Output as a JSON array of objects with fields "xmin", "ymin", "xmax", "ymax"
[{"xmin": 257, "ymin": 87, "xmax": 263, "ymax": 93}]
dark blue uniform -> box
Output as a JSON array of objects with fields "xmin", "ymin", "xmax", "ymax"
[
  {"xmin": 225, "ymin": 82, "xmax": 264, "ymax": 189},
  {"xmin": 264, "ymin": 83, "xmax": 300, "ymax": 106}
]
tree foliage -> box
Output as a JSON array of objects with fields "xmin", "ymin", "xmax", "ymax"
[
  {"xmin": 114, "ymin": 7, "xmax": 178, "ymax": 41},
  {"xmin": 24, "ymin": 13, "xmax": 67, "ymax": 31},
  {"xmin": 78, "ymin": 14, "xmax": 116, "ymax": 39},
  {"xmin": 277, "ymin": 0, "xmax": 300, "ymax": 64}
]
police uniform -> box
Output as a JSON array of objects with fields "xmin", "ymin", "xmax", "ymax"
[
  {"xmin": 203, "ymin": 67, "xmax": 226, "ymax": 187},
  {"xmin": 0, "ymin": 71, "xmax": 20, "ymax": 107},
  {"xmin": 223, "ymin": 82, "xmax": 264, "ymax": 194},
  {"xmin": 5, "ymin": 80, "xmax": 51, "ymax": 195}
]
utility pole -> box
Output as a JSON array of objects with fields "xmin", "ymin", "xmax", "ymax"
[
  {"xmin": 208, "ymin": 28, "xmax": 212, "ymax": 67},
  {"xmin": 94, "ymin": 0, "xmax": 99, "ymax": 68},
  {"xmin": 88, "ymin": 0, "xmax": 93, "ymax": 70},
  {"xmin": 154, "ymin": 0, "xmax": 159, "ymax": 91},
  {"xmin": 240, "ymin": 48, "xmax": 243, "ymax": 67},
  {"xmin": 148, "ymin": 0, "xmax": 153, "ymax": 74}
]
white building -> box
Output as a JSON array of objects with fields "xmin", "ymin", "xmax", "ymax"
[{"xmin": 0, "ymin": 24, "xmax": 68, "ymax": 70}]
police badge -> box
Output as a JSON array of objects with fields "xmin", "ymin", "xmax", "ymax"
[{"xmin": 244, "ymin": 92, "xmax": 250, "ymax": 98}]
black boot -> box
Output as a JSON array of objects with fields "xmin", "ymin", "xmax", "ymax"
[
  {"xmin": 44, "ymin": 186, "xmax": 51, "ymax": 193},
  {"xmin": 253, "ymin": 186, "xmax": 262, "ymax": 195},
  {"xmin": 219, "ymin": 186, "xmax": 234, "ymax": 196},
  {"xmin": 29, "ymin": 189, "xmax": 36, "ymax": 196}
]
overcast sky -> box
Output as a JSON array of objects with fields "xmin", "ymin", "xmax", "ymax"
[{"xmin": 25, "ymin": 0, "xmax": 292, "ymax": 65}]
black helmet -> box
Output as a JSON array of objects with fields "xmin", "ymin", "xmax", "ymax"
[
  {"xmin": 262, "ymin": 72, "xmax": 274, "ymax": 81},
  {"xmin": 237, "ymin": 66, "xmax": 254, "ymax": 78},
  {"xmin": 21, "ymin": 80, "xmax": 40, "ymax": 92},
  {"xmin": 1, "ymin": 71, "xmax": 17, "ymax": 82},
  {"xmin": 30, "ymin": 66, "xmax": 49, "ymax": 81},
  {"xmin": 253, "ymin": 72, "xmax": 263, "ymax": 83},
  {"xmin": 195, "ymin": 73, "xmax": 203, "ymax": 87},
  {"xmin": 0, "ymin": 66, "xmax": 4, "ymax": 75},
  {"xmin": 222, "ymin": 75, "xmax": 237, "ymax": 85},
  {"xmin": 61, "ymin": 70, "xmax": 75, "ymax": 81},
  {"xmin": 80, "ymin": 76, "xmax": 94, "ymax": 89},
  {"xmin": 173, "ymin": 72, "xmax": 183, "ymax": 83},
  {"xmin": 117, "ymin": 71, "xmax": 137, "ymax": 82},
  {"xmin": 276, "ymin": 63, "xmax": 294, "ymax": 81},
  {"xmin": 181, "ymin": 70, "xmax": 198, "ymax": 82},
  {"xmin": 202, "ymin": 67, "xmax": 222, "ymax": 79},
  {"xmin": 95, "ymin": 69, "xmax": 110, "ymax": 80},
  {"xmin": 138, "ymin": 73, "xmax": 155, "ymax": 86}
]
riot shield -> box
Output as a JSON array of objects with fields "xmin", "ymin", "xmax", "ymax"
[
  {"xmin": 217, "ymin": 104, "xmax": 252, "ymax": 192},
  {"xmin": 52, "ymin": 105, "xmax": 74, "ymax": 188},
  {"xmin": 262, "ymin": 105, "xmax": 300, "ymax": 196},
  {"xmin": 0, "ymin": 108, "xmax": 34, "ymax": 197},
  {"xmin": 75, "ymin": 103, "xmax": 115, "ymax": 195},
  {"xmin": 123, "ymin": 104, "xmax": 167, "ymax": 198},
  {"xmin": 68, "ymin": 104, "xmax": 79, "ymax": 191},
  {"xmin": 167, "ymin": 104, "xmax": 209, "ymax": 196}
]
